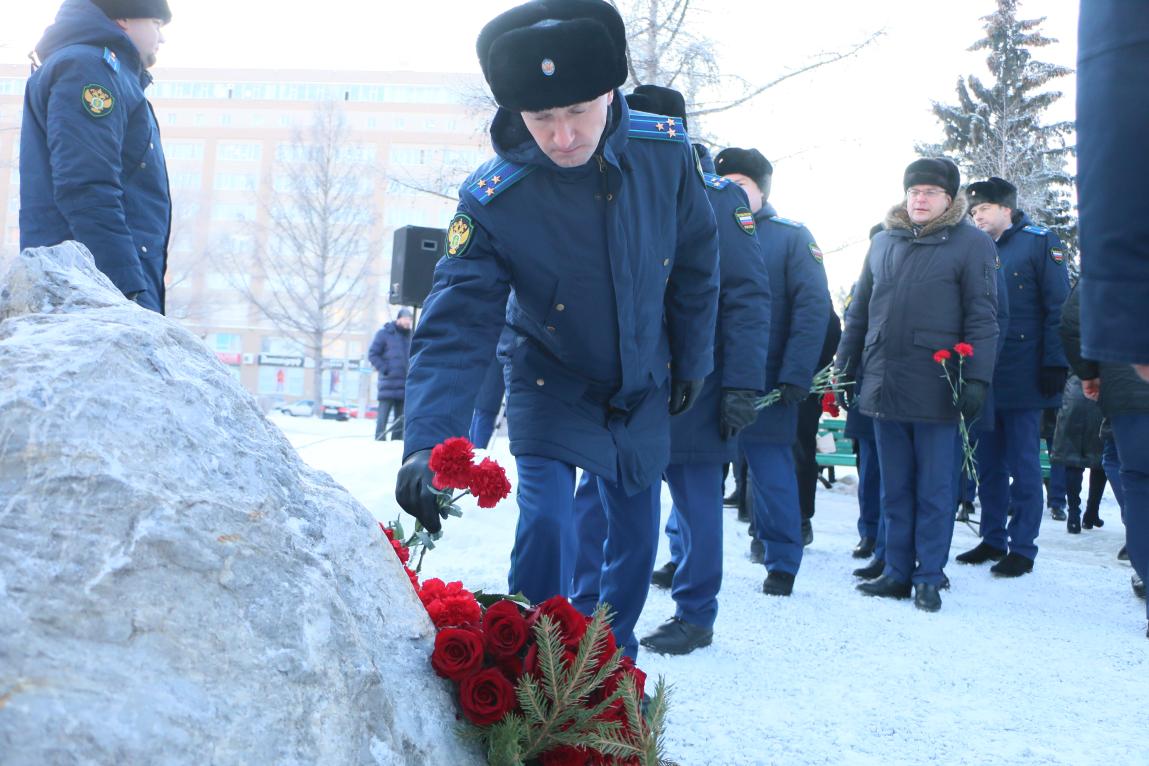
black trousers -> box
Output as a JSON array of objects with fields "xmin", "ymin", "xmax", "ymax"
[
  {"xmin": 376, "ymin": 398, "xmax": 404, "ymax": 441},
  {"xmin": 1066, "ymin": 465, "xmax": 1108, "ymax": 515},
  {"xmin": 793, "ymin": 396, "xmax": 822, "ymax": 520}
]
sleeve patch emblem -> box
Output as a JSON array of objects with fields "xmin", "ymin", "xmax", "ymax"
[
  {"xmin": 808, "ymin": 242, "xmax": 824, "ymax": 264},
  {"xmin": 82, "ymin": 84, "xmax": 114, "ymax": 118},
  {"xmin": 1050, "ymin": 248, "xmax": 1065, "ymax": 265},
  {"xmin": 446, "ymin": 213, "xmax": 474, "ymax": 258},
  {"xmin": 734, "ymin": 206, "xmax": 756, "ymax": 236}
]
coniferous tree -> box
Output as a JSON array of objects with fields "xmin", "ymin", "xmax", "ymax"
[{"xmin": 917, "ymin": 0, "xmax": 1076, "ymax": 262}]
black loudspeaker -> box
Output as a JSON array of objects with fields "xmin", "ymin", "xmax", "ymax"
[{"xmin": 389, "ymin": 225, "xmax": 445, "ymax": 308}]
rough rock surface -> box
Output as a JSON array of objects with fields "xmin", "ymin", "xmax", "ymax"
[{"xmin": 0, "ymin": 243, "xmax": 482, "ymax": 765}]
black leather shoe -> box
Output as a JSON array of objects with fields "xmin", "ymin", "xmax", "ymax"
[
  {"xmin": 801, "ymin": 518, "xmax": 814, "ymax": 547},
  {"xmin": 1067, "ymin": 507, "xmax": 1081, "ymax": 534},
  {"xmin": 736, "ymin": 502, "xmax": 750, "ymax": 523},
  {"xmin": 955, "ymin": 541, "xmax": 1006, "ymax": 565},
  {"xmin": 1133, "ymin": 573, "xmax": 1146, "ymax": 600},
  {"xmin": 856, "ymin": 575, "xmax": 911, "ymax": 599},
  {"xmin": 853, "ymin": 558, "xmax": 885, "ymax": 579},
  {"xmin": 940, "ymin": 572, "xmax": 951, "ymax": 591},
  {"xmin": 853, "ymin": 536, "xmax": 875, "ymax": 559},
  {"xmin": 1118, "ymin": 545, "xmax": 1130, "ymax": 561},
  {"xmin": 990, "ymin": 552, "xmax": 1035, "ymax": 577},
  {"xmin": 749, "ymin": 538, "xmax": 765, "ymax": 565},
  {"xmin": 762, "ymin": 571, "xmax": 795, "ymax": 596},
  {"xmin": 956, "ymin": 501, "xmax": 975, "ymax": 522},
  {"xmin": 640, "ymin": 617, "xmax": 714, "ymax": 655},
  {"xmin": 723, "ymin": 490, "xmax": 740, "ymax": 507},
  {"xmin": 914, "ymin": 582, "xmax": 942, "ymax": 612},
  {"xmin": 1049, "ymin": 505, "xmax": 1067, "ymax": 521},
  {"xmin": 650, "ymin": 561, "xmax": 677, "ymax": 589}
]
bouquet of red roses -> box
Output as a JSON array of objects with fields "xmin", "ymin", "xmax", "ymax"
[{"xmin": 419, "ymin": 581, "xmax": 668, "ymax": 766}]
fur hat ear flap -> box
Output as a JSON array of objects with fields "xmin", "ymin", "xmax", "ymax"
[
  {"xmin": 91, "ymin": 0, "xmax": 172, "ymax": 23},
  {"xmin": 966, "ymin": 176, "xmax": 1018, "ymax": 210}
]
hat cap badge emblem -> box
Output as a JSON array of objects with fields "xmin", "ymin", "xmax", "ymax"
[{"xmin": 541, "ymin": 58, "xmax": 556, "ymax": 76}]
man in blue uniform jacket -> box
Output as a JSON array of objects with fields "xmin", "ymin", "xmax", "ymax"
[
  {"xmin": 394, "ymin": 0, "xmax": 720, "ymax": 660},
  {"xmin": 956, "ymin": 177, "xmax": 1069, "ymax": 577},
  {"xmin": 568, "ymin": 85, "xmax": 771, "ymax": 656},
  {"xmin": 716, "ymin": 147, "xmax": 832, "ymax": 597},
  {"xmin": 21, "ymin": 0, "xmax": 173, "ymax": 314},
  {"xmin": 1077, "ymin": 1, "xmax": 1149, "ymax": 383}
]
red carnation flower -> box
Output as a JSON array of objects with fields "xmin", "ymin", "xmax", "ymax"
[
  {"xmin": 531, "ymin": 596, "xmax": 588, "ymax": 648},
  {"xmin": 820, "ymin": 391, "xmax": 840, "ymax": 417},
  {"xmin": 389, "ymin": 537, "xmax": 410, "ymax": 565},
  {"xmin": 458, "ymin": 667, "xmax": 517, "ymax": 726},
  {"xmin": 468, "ymin": 458, "xmax": 512, "ymax": 508},
  {"xmin": 404, "ymin": 565, "xmax": 419, "ymax": 591},
  {"xmin": 426, "ymin": 592, "xmax": 483, "ymax": 629},
  {"xmin": 428, "ymin": 437, "xmax": 476, "ymax": 490},
  {"xmin": 933, "ymin": 349, "xmax": 952, "ymax": 364},
  {"xmin": 431, "ymin": 626, "xmax": 485, "ymax": 681},
  {"xmin": 954, "ymin": 342, "xmax": 974, "ymax": 358},
  {"xmin": 482, "ymin": 599, "xmax": 530, "ymax": 659}
]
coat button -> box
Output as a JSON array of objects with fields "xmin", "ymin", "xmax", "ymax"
[
  {"xmin": 555, "ymin": 304, "xmax": 565, "ymax": 312},
  {"xmin": 140, "ymin": 161, "xmax": 147, "ymax": 169},
  {"xmin": 663, "ymin": 258, "xmax": 670, "ymax": 266},
  {"xmin": 607, "ymin": 193, "xmax": 614, "ymax": 201},
  {"xmin": 546, "ymin": 325, "xmax": 556, "ymax": 333},
  {"xmin": 536, "ymin": 378, "xmax": 545, "ymax": 386},
  {"xmin": 1020, "ymin": 334, "xmax": 1026, "ymax": 340},
  {"xmin": 149, "ymin": 142, "xmax": 154, "ymax": 149},
  {"xmin": 141, "ymin": 246, "xmax": 148, "ymax": 253}
]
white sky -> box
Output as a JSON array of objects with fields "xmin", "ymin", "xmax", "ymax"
[{"xmin": 2, "ymin": 0, "xmax": 1079, "ymax": 296}]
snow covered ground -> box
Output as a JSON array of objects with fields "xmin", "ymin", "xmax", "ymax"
[{"xmin": 273, "ymin": 414, "xmax": 1149, "ymax": 766}]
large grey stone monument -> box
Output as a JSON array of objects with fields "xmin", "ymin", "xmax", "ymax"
[{"xmin": 0, "ymin": 243, "xmax": 481, "ymax": 765}]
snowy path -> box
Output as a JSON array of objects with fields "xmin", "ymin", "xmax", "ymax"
[{"xmin": 275, "ymin": 415, "xmax": 1149, "ymax": 766}]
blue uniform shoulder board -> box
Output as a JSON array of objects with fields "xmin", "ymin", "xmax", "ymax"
[
  {"xmin": 1023, "ymin": 224, "xmax": 1050, "ymax": 236},
  {"xmin": 627, "ymin": 110, "xmax": 687, "ymax": 143},
  {"xmin": 465, "ymin": 159, "xmax": 535, "ymax": 206},
  {"xmin": 102, "ymin": 47, "xmax": 121, "ymax": 74},
  {"xmin": 769, "ymin": 216, "xmax": 804, "ymax": 229},
  {"xmin": 703, "ymin": 173, "xmax": 729, "ymax": 190}
]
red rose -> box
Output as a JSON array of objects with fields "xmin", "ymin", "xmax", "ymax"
[
  {"xmin": 496, "ymin": 653, "xmax": 524, "ymax": 680},
  {"xmin": 426, "ymin": 593, "xmax": 483, "ymax": 629},
  {"xmin": 428, "ymin": 437, "xmax": 476, "ymax": 490},
  {"xmin": 467, "ymin": 457, "xmax": 512, "ymax": 508},
  {"xmin": 404, "ymin": 566, "xmax": 419, "ymax": 591},
  {"xmin": 540, "ymin": 745, "xmax": 590, "ymax": 766},
  {"xmin": 933, "ymin": 349, "xmax": 952, "ymax": 364},
  {"xmin": 458, "ymin": 667, "xmax": 517, "ymax": 726},
  {"xmin": 483, "ymin": 599, "xmax": 529, "ymax": 659},
  {"xmin": 820, "ymin": 391, "xmax": 840, "ymax": 417},
  {"xmin": 531, "ymin": 596, "xmax": 588, "ymax": 648},
  {"xmin": 605, "ymin": 656, "xmax": 647, "ymax": 700},
  {"xmin": 954, "ymin": 342, "xmax": 974, "ymax": 358},
  {"xmin": 389, "ymin": 537, "xmax": 410, "ymax": 564},
  {"xmin": 431, "ymin": 627, "xmax": 485, "ymax": 681}
]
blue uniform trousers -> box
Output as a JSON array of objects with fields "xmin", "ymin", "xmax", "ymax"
[
  {"xmin": 524, "ymin": 459, "xmax": 660, "ymax": 658},
  {"xmin": 1102, "ymin": 435, "xmax": 1125, "ymax": 513},
  {"xmin": 571, "ymin": 464, "xmax": 723, "ymax": 630},
  {"xmin": 469, "ymin": 408, "xmax": 499, "ymax": 450},
  {"xmin": 945, "ymin": 431, "xmax": 971, "ymax": 555},
  {"xmin": 856, "ymin": 435, "xmax": 882, "ymax": 540},
  {"xmin": 874, "ymin": 420, "xmax": 957, "ymax": 586},
  {"xmin": 742, "ymin": 441, "xmax": 803, "ymax": 576},
  {"xmin": 1111, "ymin": 414, "xmax": 1149, "ymax": 621},
  {"xmin": 976, "ymin": 409, "xmax": 1044, "ymax": 560}
]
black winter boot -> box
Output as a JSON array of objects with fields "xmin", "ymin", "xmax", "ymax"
[
  {"xmin": 1049, "ymin": 505, "xmax": 1067, "ymax": 521},
  {"xmin": 955, "ymin": 541, "xmax": 1006, "ymax": 565},
  {"xmin": 1066, "ymin": 507, "xmax": 1081, "ymax": 534},
  {"xmin": 650, "ymin": 561, "xmax": 677, "ymax": 589},
  {"xmin": 762, "ymin": 571, "xmax": 795, "ymax": 596},
  {"xmin": 1082, "ymin": 507, "xmax": 1104, "ymax": 529},
  {"xmin": 852, "ymin": 558, "xmax": 885, "ymax": 580}
]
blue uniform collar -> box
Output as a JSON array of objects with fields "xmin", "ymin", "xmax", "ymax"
[
  {"xmin": 753, "ymin": 202, "xmax": 778, "ymax": 223},
  {"xmin": 489, "ymin": 89, "xmax": 629, "ymax": 175},
  {"xmin": 36, "ymin": 0, "xmax": 146, "ymax": 80},
  {"xmin": 996, "ymin": 212, "xmax": 1031, "ymax": 245}
]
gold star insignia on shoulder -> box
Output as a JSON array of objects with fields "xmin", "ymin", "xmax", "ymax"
[
  {"xmin": 655, "ymin": 122, "xmax": 665, "ymax": 131},
  {"xmin": 485, "ymin": 188, "xmax": 494, "ymax": 197},
  {"xmin": 667, "ymin": 117, "xmax": 676, "ymax": 126},
  {"xmin": 668, "ymin": 128, "xmax": 677, "ymax": 137},
  {"xmin": 477, "ymin": 179, "xmax": 487, "ymax": 188},
  {"xmin": 492, "ymin": 175, "xmax": 502, "ymax": 184}
]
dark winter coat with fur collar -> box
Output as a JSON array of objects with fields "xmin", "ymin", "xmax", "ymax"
[{"xmin": 836, "ymin": 196, "xmax": 1000, "ymax": 423}]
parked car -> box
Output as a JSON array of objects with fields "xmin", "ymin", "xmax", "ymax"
[
  {"xmin": 348, "ymin": 404, "xmax": 379, "ymax": 419},
  {"xmin": 277, "ymin": 400, "xmax": 317, "ymax": 417},
  {"xmin": 321, "ymin": 401, "xmax": 351, "ymax": 421}
]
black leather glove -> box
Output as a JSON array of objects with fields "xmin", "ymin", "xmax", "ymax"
[
  {"xmin": 838, "ymin": 383, "xmax": 857, "ymax": 411},
  {"xmin": 777, "ymin": 383, "xmax": 808, "ymax": 407},
  {"xmin": 957, "ymin": 380, "xmax": 988, "ymax": 424},
  {"xmin": 394, "ymin": 449, "xmax": 443, "ymax": 533},
  {"xmin": 1039, "ymin": 367, "xmax": 1068, "ymax": 399},
  {"xmin": 669, "ymin": 378, "xmax": 704, "ymax": 415},
  {"xmin": 720, "ymin": 389, "xmax": 760, "ymax": 439}
]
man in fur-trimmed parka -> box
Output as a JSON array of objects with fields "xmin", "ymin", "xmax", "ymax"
[{"xmin": 836, "ymin": 158, "xmax": 999, "ymax": 613}]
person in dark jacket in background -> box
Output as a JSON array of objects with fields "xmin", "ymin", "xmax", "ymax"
[
  {"xmin": 793, "ymin": 308, "xmax": 841, "ymax": 546},
  {"xmin": 955, "ymin": 177, "xmax": 1070, "ymax": 577},
  {"xmin": 21, "ymin": 0, "xmax": 174, "ymax": 313},
  {"xmin": 1060, "ymin": 284, "xmax": 1149, "ymax": 628},
  {"xmin": 368, "ymin": 308, "xmax": 413, "ymax": 441},
  {"xmin": 1050, "ymin": 372, "xmax": 1107, "ymax": 534},
  {"xmin": 837, "ymin": 158, "xmax": 999, "ymax": 613},
  {"xmin": 717, "ymin": 146, "xmax": 831, "ymax": 597}
]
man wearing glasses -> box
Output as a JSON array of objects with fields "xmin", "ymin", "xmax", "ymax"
[{"xmin": 836, "ymin": 158, "xmax": 1000, "ymax": 612}]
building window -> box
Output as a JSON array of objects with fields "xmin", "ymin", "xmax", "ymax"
[{"xmin": 217, "ymin": 142, "xmax": 262, "ymax": 162}]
